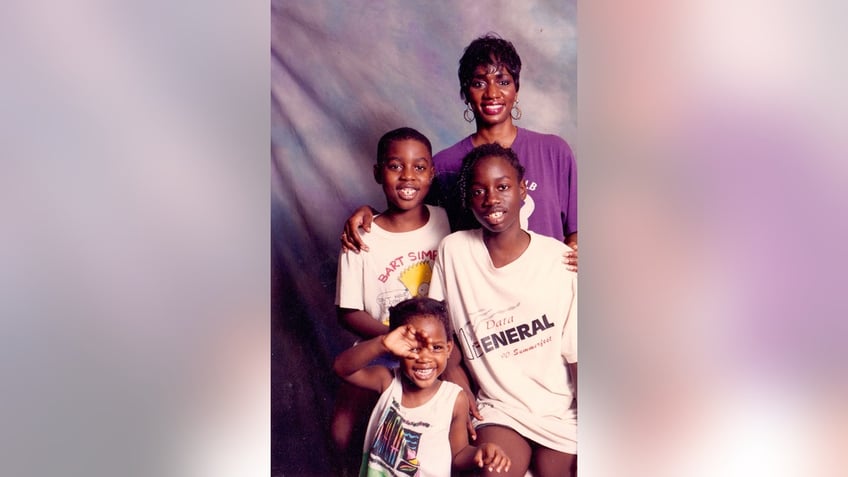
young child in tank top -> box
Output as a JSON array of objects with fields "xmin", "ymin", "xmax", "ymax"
[{"xmin": 334, "ymin": 297, "xmax": 510, "ymax": 476}]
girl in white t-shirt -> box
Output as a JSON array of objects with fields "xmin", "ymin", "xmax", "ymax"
[{"xmin": 430, "ymin": 143, "xmax": 578, "ymax": 477}]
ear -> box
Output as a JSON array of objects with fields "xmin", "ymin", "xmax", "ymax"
[
  {"xmin": 445, "ymin": 340, "xmax": 454, "ymax": 356},
  {"xmin": 373, "ymin": 164, "xmax": 382, "ymax": 184},
  {"xmin": 519, "ymin": 178, "xmax": 527, "ymax": 201}
]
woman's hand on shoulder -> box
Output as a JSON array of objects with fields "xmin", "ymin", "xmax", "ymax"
[
  {"xmin": 340, "ymin": 205, "xmax": 376, "ymax": 253},
  {"xmin": 562, "ymin": 242, "xmax": 577, "ymax": 273}
]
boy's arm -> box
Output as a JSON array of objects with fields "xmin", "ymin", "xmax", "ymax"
[
  {"xmin": 337, "ymin": 307, "xmax": 389, "ymax": 339},
  {"xmin": 332, "ymin": 336, "xmax": 393, "ymax": 394},
  {"xmin": 450, "ymin": 391, "xmax": 511, "ymax": 473}
]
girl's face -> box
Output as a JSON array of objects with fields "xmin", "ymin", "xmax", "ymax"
[
  {"xmin": 399, "ymin": 315, "xmax": 452, "ymax": 390},
  {"xmin": 466, "ymin": 64, "xmax": 518, "ymax": 128},
  {"xmin": 374, "ymin": 139, "xmax": 434, "ymax": 212},
  {"xmin": 468, "ymin": 155, "xmax": 526, "ymax": 234}
]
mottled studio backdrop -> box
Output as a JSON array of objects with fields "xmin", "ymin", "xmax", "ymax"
[{"xmin": 271, "ymin": 1, "xmax": 576, "ymax": 474}]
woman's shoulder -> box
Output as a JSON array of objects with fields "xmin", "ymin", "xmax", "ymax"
[
  {"xmin": 433, "ymin": 135, "xmax": 474, "ymax": 166},
  {"xmin": 517, "ymin": 127, "xmax": 573, "ymax": 150}
]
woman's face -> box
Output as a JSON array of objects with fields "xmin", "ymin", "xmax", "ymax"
[{"xmin": 466, "ymin": 64, "xmax": 518, "ymax": 128}]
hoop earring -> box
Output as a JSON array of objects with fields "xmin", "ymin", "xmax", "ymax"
[
  {"xmin": 511, "ymin": 100, "xmax": 522, "ymax": 120},
  {"xmin": 463, "ymin": 103, "xmax": 475, "ymax": 122}
]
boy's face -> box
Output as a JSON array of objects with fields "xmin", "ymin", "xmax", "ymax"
[
  {"xmin": 374, "ymin": 139, "xmax": 434, "ymax": 212},
  {"xmin": 466, "ymin": 64, "xmax": 517, "ymax": 127},
  {"xmin": 399, "ymin": 315, "xmax": 452, "ymax": 390},
  {"xmin": 468, "ymin": 155, "xmax": 526, "ymax": 234}
]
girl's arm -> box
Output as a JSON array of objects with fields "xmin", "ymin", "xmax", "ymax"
[
  {"xmin": 333, "ymin": 336, "xmax": 394, "ymax": 394},
  {"xmin": 449, "ymin": 391, "xmax": 510, "ymax": 473},
  {"xmin": 337, "ymin": 307, "xmax": 389, "ymax": 339},
  {"xmin": 333, "ymin": 325, "xmax": 426, "ymax": 393},
  {"xmin": 441, "ymin": 337, "xmax": 482, "ymax": 440}
]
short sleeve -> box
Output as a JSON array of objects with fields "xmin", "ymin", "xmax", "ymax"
[
  {"xmin": 428, "ymin": 241, "xmax": 447, "ymax": 302},
  {"xmin": 335, "ymin": 247, "xmax": 365, "ymax": 310}
]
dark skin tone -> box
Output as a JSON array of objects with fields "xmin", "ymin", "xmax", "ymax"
[
  {"xmin": 339, "ymin": 63, "xmax": 577, "ymax": 269},
  {"xmin": 441, "ymin": 154, "xmax": 578, "ymax": 477},
  {"xmin": 333, "ymin": 316, "xmax": 511, "ymax": 473},
  {"xmin": 337, "ymin": 139, "xmax": 434, "ymax": 338}
]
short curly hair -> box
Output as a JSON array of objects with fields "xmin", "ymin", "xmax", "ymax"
[
  {"xmin": 458, "ymin": 33, "xmax": 522, "ymax": 102},
  {"xmin": 457, "ymin": 143, "xmax": 525, "ymax": 210},
  {"xmin": 376, "ymin": 127, "xmax": 432, "ymax": 166},
  {"xmin": 388, "ymin": 297, "xmax": 451, "ymax": 336}
]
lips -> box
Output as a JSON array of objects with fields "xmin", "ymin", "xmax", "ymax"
[{"xmin": 481, "ymin": 103, "xmax": 505, "ymax": 115}]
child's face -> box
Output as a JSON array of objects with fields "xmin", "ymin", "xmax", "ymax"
[
  {"xmin": 374, "ymin": 139, "xmax": 434, "ymax": 212},
  {"xmin": 399, "ymin": 315, "xmax": 452, "ymax": 390},
  {"xmin": 468, "ymin": 155, "xmax": 527, "ymax": 234},
  {"xmin": 466, "ymin": 64, "xmax": 518, "ymax": 127}
]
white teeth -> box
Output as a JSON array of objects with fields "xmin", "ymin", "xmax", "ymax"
[
  {"xmin": 488, "ymin": 211, "xmax": 504, "ymax": 219},
  {"xmin": 399, "ymin": 188, "xmax": 416, "ymax": 199},
  {"xmin": 414, "ymin": 368, "xmax": 435, "ymax": 379},
  {"xmin": 484, "ymin": 105, "xmax": 503, "ymax": 114}
]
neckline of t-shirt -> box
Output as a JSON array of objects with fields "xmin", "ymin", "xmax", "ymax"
[
  {"xmin": 476, "ymin": 228, "xmax": 535, "ymax": 271},
  {"xmin": 369, "ymin": 205, "xmax": 435, "ymax": 237},
  {"xmin": 465, "ymin": 127, "xmax": 525, "ymax": 150},
  {"xmin": 396, "ymin": 370, "xmax": 446, "ymax": 410}
]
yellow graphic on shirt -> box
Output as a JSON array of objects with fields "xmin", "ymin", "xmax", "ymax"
[{"xmin": 398, "ymin": 262, "xmax": 432, "ymax": 298}]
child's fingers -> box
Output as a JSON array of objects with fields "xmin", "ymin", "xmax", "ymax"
[
  {"xmin": 491, "ymin": 454, "xmax": 510, "ymax": 473},
  {"xmin": 479, "ymin": 446, "xmax": 510, "ymax": 473}
]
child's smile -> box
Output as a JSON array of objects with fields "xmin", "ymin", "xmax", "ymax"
[
  {"xmin": 375, "ymin": 139, "xmax": 434, "ymax": 213},
  {"xmin": 399, "ymin": 315, "xmax": 452, "ymax": 391}
]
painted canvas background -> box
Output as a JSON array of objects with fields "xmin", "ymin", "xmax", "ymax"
[{"xmin": 271, "ymin": 1, "xmax": 576, "ymax": 474}]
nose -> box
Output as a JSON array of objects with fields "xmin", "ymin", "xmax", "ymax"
[
  {"xmin": 400, "ymin": 165, "xmax": 414, "ymax": 180},
  {"xmin": 482, "ymin": 188, "xmax": 499, "ymax": 206},
  {"xmin": 415, "ymin": 348, "xmax": 432, "ymax": 361},
  {"xmin": 484, "ymin": 81, "xmax": 500, "ymax": 99}
]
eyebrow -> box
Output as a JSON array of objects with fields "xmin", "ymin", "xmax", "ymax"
[
  {"xmin": 473, "ymin": 174, "xmax": 512, "ymax": 183},
  {"xmin": 383, "ymin": 157, "xmax": 431, "ymax": 163}
]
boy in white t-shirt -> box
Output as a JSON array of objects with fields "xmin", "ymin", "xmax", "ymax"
[{"xmin": 331, "ymin": 127, "xmax": 451, "ymax": 471}]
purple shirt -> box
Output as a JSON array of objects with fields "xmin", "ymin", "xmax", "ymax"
[{"xmin": 428, "ymin": 127, "xmax": 577, "ymax": 241}]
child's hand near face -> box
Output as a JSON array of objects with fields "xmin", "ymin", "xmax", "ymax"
[
  {"xmin": 475, "ymin": 442, "xmax": 511, "ymax": 473},
  {"xmin": 381, "ymin": 324, "xmax": 432, "ymax": 359}
]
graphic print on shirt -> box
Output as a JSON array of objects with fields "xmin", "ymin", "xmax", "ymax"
[
  {"xmin": 376, "ymin": 260, "xmax": 435, "ymax": 325},
  {"xmin": 368, "ymin": 398, "xmax": 425, "ymax": 477},
  {"xmin": 457, "ymin": 303, "xmax": 556, "ymax": 361}
]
